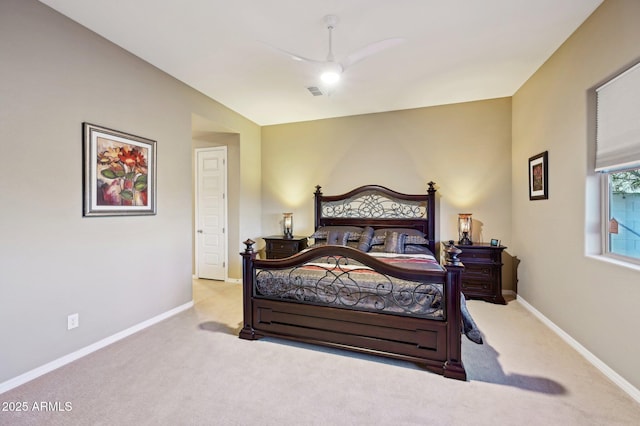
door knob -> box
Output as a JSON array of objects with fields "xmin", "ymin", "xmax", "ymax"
[{"xmin": 197, "ymin": 229, "xmax": 203, "ymax": 233}]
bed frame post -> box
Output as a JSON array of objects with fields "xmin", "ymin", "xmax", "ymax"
[
  {"xmin": 314, "ymin": 185, "xmax": 322, "ymax": 230},
  {"xmin": 443, "ymin": 264, "xmax": 466, "ymax": 380},
  {"xmin": 239, "ymin": 239, "xmax": 260, "ymax": 340},
  {"xmin": 427, "ymin": 181, "xmax": 436, "ymax": 255}
]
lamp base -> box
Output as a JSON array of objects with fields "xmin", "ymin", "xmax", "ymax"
[{"xmin": 458, "ymin": 232, "xmax": 473, "ymax": 245}]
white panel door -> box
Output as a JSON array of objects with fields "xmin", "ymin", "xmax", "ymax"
[{"xmin": 196, "ymin": 148, "xmax": 227, "ymax": 280}]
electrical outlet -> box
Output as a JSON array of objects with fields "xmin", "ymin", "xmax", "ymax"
[{"xmin": 67, "ymin": 313, "xmax": 79, "ymax": 330}]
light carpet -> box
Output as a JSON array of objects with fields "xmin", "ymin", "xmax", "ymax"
[{"xmin": 1, "ymin": 279, "xmax": 639, "ymax": 425}]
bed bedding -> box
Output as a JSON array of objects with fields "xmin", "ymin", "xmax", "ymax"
[
  {"xmin": 255, "ymin": 252, "xmax": 445, "ymax": 319},
  {"xmin": 240, "ymin": 183, "xmax": 481, "ymax": 380},
  {"xmin": 254, "ymin": 251, "xmax": 483, "ymax": 343}
]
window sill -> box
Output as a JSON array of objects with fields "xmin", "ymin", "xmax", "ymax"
[{"xmin": 586, "ymin": 254, "xmax": 640, "ymax": 272}]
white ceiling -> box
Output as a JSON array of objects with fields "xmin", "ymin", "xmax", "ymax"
[{"xmin": 40, "ymin": 0, "xmax": 603, "ymax": 126}]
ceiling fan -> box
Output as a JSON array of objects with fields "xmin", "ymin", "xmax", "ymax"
[{"xmin": 276, "ymin": 14, "xmax": 405, "ymax": 87}]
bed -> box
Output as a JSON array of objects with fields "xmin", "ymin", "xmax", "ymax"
[{"xmin": 239, "ymin": 183, "xmax": 481, "ymax": 380}]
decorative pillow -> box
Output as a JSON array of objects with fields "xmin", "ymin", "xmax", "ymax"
[
  {"xmin": 404, "ymin": 244, "xmax": 434, "ymax": 256},
  {"xmin": 311, "ymin": 226, "xmax": 363, "ymax": 241},
  {"xmin": 368, "ymin": 244, "xmax": 386, "ymax": 253},
  {"xmin": 405, "ymin": 234, "xmax": 430, "ymax": 245},
  {"xmin": 326, "ymin": 230, "xmax": 350, "ymax": 246},
  {"xmin": 356, "ymin": 226, "xmax": 375, "ymax": 252},
  {"xmin": 371, "ymin": 228, "xmax": 429, "ymax": 245},
  {"xmin": 383, "ymin": 231, "xmax": 407, "ymax": 254},
  {"xmin": 309, "ymin": 239, "xmax": 358, "ymax": 249},
  {"xmin": 371, "ymin": 229, "xmax": 385, "ymax": 245}
]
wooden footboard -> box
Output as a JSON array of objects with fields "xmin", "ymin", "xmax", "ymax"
[{"xmin": 239, "ymin": 241, "xmax": 467, "ymax": 380}]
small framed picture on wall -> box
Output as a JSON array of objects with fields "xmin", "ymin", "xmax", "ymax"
[{"xmin": 529, "ymin": 151, "xmax": 548, "ymax": 200}]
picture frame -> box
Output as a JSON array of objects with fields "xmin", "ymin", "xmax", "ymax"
[
  {"xmin": 83, "ymin": 123, "xmax": 157, "ymax": 216},
  {"xmin": 528, "ymin": 151, "xmax": 548, "ymax": 200},
  {"xmin": 490, "ymin": 238, "xmax": 500, "ymax": 247}
]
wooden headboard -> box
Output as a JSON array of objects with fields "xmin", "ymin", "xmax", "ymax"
[{"xmin": 313, "ymin": 182, "xmax": 437, "ymax": 254}]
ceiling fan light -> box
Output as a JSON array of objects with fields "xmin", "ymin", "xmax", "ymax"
[
  {"xmin": 320, "ymin": 70, "xmax": 340, "ymax": 84},
  {"xmin": 320, "ymin": 62, "xmax": 342, "ymax": 84}
]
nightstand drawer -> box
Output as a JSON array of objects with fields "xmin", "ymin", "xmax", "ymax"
[
  {"xmin": 263, "ymin": 236, "xmax": 308, "ymax": 259},
  {"xmin": 459, "ymin": 248, "xmax": 493, "ymax": 262},
  {"xmin": 266, "ymin": 248, "xmax": 299, "ymax": 259},
  {"xmin": 462, "ymin": 276, "xmax": 495, "ymax": 291},
  {"xmin": 462, "ymin": 248, "xmax": 491, "ymax": 259},
  {"xmin": 266, "ymin": 241, "xmax": 297, "ymax": 252},
  {"xmin": 464, "ymin": 264, "xmax": 493, "ymax": 277}
]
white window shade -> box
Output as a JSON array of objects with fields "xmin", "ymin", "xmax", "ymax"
[{"xmin": 595, "ymin": 61, "xmax": 640, "ymax": 172}]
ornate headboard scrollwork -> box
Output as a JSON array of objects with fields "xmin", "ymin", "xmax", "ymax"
[{"xmin": 314, "ymin": 182, "xmax": 437, "ymax": 254}]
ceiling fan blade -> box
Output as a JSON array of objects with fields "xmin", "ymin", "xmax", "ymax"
[
  {"xmin": 264, "ymin": 43, "xmax": 325, "ymax": 65},
  {"xmin": 341, "ymin": 37, "xmax": 405, "ymax": 71}
]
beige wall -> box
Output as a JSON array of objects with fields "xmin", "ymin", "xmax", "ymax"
[
  {"xmin": 512, "ymin": 0, "xmax": 640, "ymax": 389},
  {"xmin": 0, "ymin": 0, "xmax": 260, "ymax": 384},
  {"xmin": 261, "ymin": 98, "xmax": 514, "ymax": 289}
]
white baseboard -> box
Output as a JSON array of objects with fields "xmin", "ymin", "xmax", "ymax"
[
  {"xmin": 0, "ymin": 300, "xmax": 194, "ymax": 395},
  {"xmin": 192, "ymin": 274, "xmax": 241, "ymax": 284},
  {"xmin": 517, "ymin": 296, "xmax": 640, "ymax": 404}
]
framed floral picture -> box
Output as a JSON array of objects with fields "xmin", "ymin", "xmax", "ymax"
[
  {"xmin": 528, "ymin": 151, "xmax": 548, "ymax": 200},
  {"xmin": 83, "ymin": 123, "xmax": 157, "ymax": 216}
]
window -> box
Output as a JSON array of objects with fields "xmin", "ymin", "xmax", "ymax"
[
  {"xmin": 596, "ymin": 61, "xmax": 640, "ymax": 263},
  {"xmin": 604, "ymin": 169, "xmax": 640, "ymax": 261}
]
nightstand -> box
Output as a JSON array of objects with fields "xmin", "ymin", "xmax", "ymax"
[
  {"xmin": 456, "ymin": 243, "xmax": 506, "ymax": 304},
  {"xmin": 263, "ymin": 235, "xmax": 308, "ymax": 259}
]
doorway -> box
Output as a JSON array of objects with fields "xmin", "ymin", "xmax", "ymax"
[{"xmin": 195, "ymin": 147, "xmax": 227, "ymax": 280}]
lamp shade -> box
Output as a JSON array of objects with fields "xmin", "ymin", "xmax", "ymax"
[
  {"xmin": 283, "ymin": 213, "xmax": 293, "ymax": 238},
  {"xmin": 458, "ymin": 213, "xmax": 472, "ymax": 245}
]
